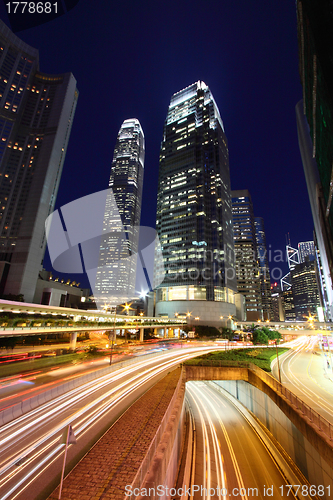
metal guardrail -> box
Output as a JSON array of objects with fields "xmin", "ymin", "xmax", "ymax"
[
  {"xmin": 184, "ymin": 359, "xmax": 333, "ymax": 442},
  {"xmin": 128, "ymin": 369, "xmax": 184, "ymax": 498}
]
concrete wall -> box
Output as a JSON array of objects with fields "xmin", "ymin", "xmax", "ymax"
[
  {"xmin": 136, "ymin": 370, "xmax": 186, "ymax": 500},
  {"xmin": 184, "ymin": 365, "xmax": 333, "ymax": 498},
  {"xmin": 216, "ymin": 379, "xmax": 333, "ymax": 496}
]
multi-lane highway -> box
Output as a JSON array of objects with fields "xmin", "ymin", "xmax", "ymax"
[
  {"xmin": 2, "ymin": 335, "xmax": 330, "ymax": 499},
  {"xmin": 186, "ymin": 381, "xmax": 301, "ymax": 500},
  {"xmin": 272, "ymin": 336, "xmax": 333, "ymax": 424},
  {"xmin": 0, "ymin": 346, "xmax": 220, "ymax": 500}
]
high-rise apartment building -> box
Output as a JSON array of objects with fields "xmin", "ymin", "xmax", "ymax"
[
  {"xmin": 155, "ymin": 81, "xmax": 237, "ymax": 325},
  {"xmin": 254, "ymin": 217, "xmax": 272, "ymax": 320},
  {"xmin": 94, "ymin": 119, "xmax": 144, "ymax": 306},
  {"xmin": 0, "ymin": 20, "xmax": 78, "ymax": 303},
  {"xmin": 232, "ymin": 190, "xmax": 262, "ymax": 321},
  {"xmin": 296, "ymin": 0, "xmax": 333, "ymax": 319}
]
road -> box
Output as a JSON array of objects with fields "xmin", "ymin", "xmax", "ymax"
[
  {"xmin": 0, "ymin": 340, "xmax": 186, "ymax": 409},
  {"xmin": 0, "ymin": 346, "xmax": 219, "ymax": 500},
  {"xmin": 272, "ymin": 336, "xmax": 333, "ymax": 424},
  {"xmin": 186, "ymin": 381, "xmax": 290, "ymax": 500}
]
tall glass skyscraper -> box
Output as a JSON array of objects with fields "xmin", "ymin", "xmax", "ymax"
[
  {"xmin": 232, "ymin": 190, "xmax": 262, "ymax": 321},
  {"xmin": 0, "ymin": 20, "xmax": 78, "ymax": 302},
  {"xmin": 296, "ymin": 0, "xmax": 333, "ymax": 320},
  {"xmin": 155, "ymin": 81, "xmax": 237, "ymax": 325},
  {"xmin": 254, "ymin": 217, "xmax": 272, "ymax": 320},
  {"xmin": 94, "ymin": 119, "xmax": 145, "ymax": 306}
]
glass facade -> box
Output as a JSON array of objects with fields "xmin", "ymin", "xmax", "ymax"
[
  {"xmin": 94, "ymin": 119, "xmax": 144, "ymax": 305},
  {"xmin": 254, "ymin": 216, "xmax": 272, "ymax": 319},
  {"xmin": 298, "ymin": 240, "xmax": 315, "ymax": 262},
  {"xmin": 156, "ymin": 81, "xmax": 236, "ymax": 304},
  {"xmin": 291, "ymin": 260, "xmax": 320, "ymax": 320},
  {"xmin": 232, "ymin": 190, "xmax": 263, "ymax": 321}
]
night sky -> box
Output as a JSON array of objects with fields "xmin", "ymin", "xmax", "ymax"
[{"xmin": 0, "ymin": 1, "xmax": 312, "ymax": 288}]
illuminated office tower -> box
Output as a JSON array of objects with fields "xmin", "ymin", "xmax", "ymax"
[
  {"xmin": 232, "ymin": 190, "xmax": 262, "ymax": 321},
  {"xmin": 291, "ymin": 259, "xmax": 320, "ymax": 320},
  {"xmin": 108, "ymin": 119, "xmax": 144, "ymax": 240},
  {"xmin": 296, "ymin": 0, "xmax": 333, "ymax": 319},
  {"xmin": 94, "ymin": 119, "xmax": 144, "ymax": 306},
  {"xmin": 0, "ymin": 20, "xmax": 78, "ymax": 302},
  {"xmin": 270, "ymin": 282, "xmax": 284, "ymax": 321},
  {"xmin": 254, "ymin": 217, "xmax": 272, "ymax": 320},
  {"xmin": 155, "ymin": 81, "xmax": 237, "ymax": 326},
  {"xmin": 298, "ymin": 241, "xmax": 315, "ymax": 263}
]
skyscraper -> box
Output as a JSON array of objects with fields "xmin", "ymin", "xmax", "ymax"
[
  {"xmin": 298, "ymin": 241, "xmax": 315, "ymax": 263},
  {"xmin": 270, "ymin": 282, "xmax": 284, "ymax": 321},
  {"xmin": 254, "ymin": 217, "xmax": 272, "ymax": 320},
  {"xmin": 291, "ymin": 259, "xmax": 320, "ymax": 320},
  {"xmin": 296, "ymin": 0, "xmax": 333, "ymax": 319},
  {"xmin": 94, "ymin": 119, "xmax": 145, "ymax": 306},
  {"xmin": 155, "ymin": 81, "xmax": 237, "ymax": 325},
  {"xmin": 231, "ymin": 190, "xmax": 262, "ymax": 321},
  {"xmin": 283, "ymin": 288, "xmax": 296, "ymax": 322},
  {"xmin": 0, "ymin": 20, "xmax": 78, "ymax": 303}
]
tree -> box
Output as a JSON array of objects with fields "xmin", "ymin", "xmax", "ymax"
[
  {"xmin": 252, "ymin": 328, "xmax": 269, "ymax": 345},
  {"xmin": 261, "ymin": 326, "xmax": 281, "ymax": 341},
  {"xmin": 221, "ymin": 327, "xmax": 234, "ymax": 340}
]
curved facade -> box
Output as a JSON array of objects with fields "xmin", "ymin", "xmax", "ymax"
[{"xmin": 0, "ymin": 20, "xmax": 78, "ymax": 302}]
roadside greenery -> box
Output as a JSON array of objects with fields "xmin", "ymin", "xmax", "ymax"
[
  {"xmin": 183, "ymin": 347, "xmax": 288, "ymax": 372},
  {"xmin": 252, "ymin": 326, "xmax": 281, "ymax": 345}
]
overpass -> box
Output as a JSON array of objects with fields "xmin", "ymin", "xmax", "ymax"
[
  {"xmin": 0, "ymin": 298, "xmax": 185, "ymax": 346},
  {"xmin": 0, "ymin": 299, "xmax": 331, "ymax": 345},
  {"xmin": 237, "ymin": 320, "xmax": 333, "ymax": 338}
]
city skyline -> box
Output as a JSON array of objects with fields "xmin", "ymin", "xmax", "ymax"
[{"xmin": 0, "ymin": 2, "xmax": 314, "ymax": 289}]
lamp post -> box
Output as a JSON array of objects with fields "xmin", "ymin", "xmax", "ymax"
[
  {"xmin": 275, "ymin": 339, "xmax": 281, "ymax": 384},
  {"xmin": 109, "ymin": 306, "xmax": 117, "ymax": 366}
]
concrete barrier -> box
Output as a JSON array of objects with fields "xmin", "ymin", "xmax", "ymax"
[
  {"xmin": 129, "ymin": 368, "xmax": 186, "ymax": 500},
  {"xmin": 184, "ymin": 365, "xmax": 333, "ymax": 500}
]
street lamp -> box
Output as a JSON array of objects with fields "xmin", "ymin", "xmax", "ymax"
[
  {"xmin": 109, "ymin": 305, "xmax": 117, "ymax": 366},
  {"xmin": 275, "ymin": 339, "xmax": 282, "ymax": 384},
  {"xmin": 123, "ymin": 303, "xmax": 131, "ymax": 315}
]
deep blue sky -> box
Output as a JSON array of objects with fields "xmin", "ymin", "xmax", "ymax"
[{"xmin": 0, "ymin": 0, "xmax": 312, "ymax": 287}]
